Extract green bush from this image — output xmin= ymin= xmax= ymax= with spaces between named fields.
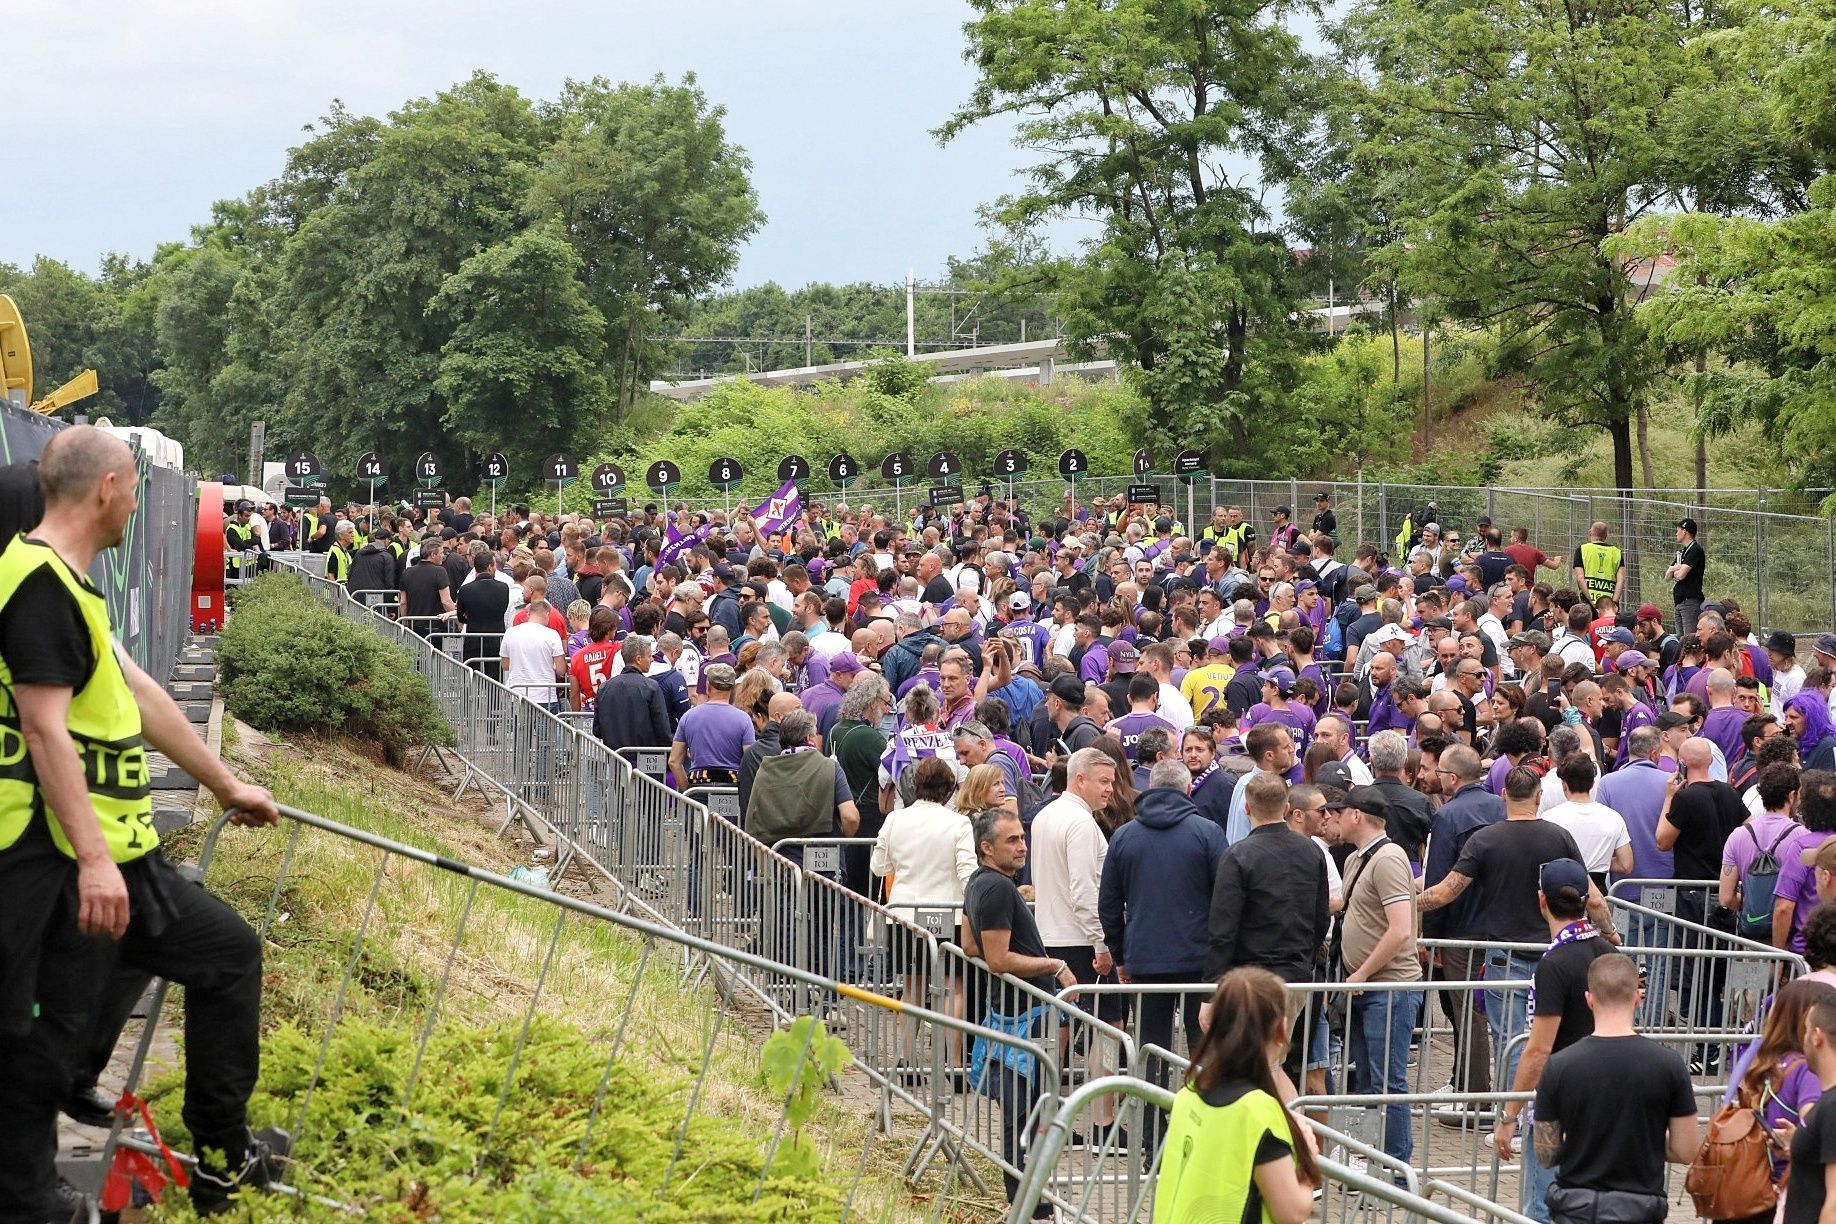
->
xmin=219 ymin=574 xmax=453 ymax=765
xmin=146 ymin=1017 xmax=854 ymax=1221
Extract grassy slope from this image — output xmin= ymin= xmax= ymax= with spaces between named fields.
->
xmin=145 ymin=731 xmax=969 ymax=1222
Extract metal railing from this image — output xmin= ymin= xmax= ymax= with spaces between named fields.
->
xmin=102 ymin=802 xmax=1031 ymax=1219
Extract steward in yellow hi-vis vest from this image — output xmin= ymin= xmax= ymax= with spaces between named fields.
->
xmin=0 ymin=425 xmax=286 ymax=1215
xmin=0 ymin=537 xmax=152 ymax=861
xmin=1572 ymin=523 xmax=1624 ymax=604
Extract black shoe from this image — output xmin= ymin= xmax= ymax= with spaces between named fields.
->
xmin=191 ymin=1126 xmax=292 ymax=1215
xmin=62 ymin=1085 xmax=116 ymax=1129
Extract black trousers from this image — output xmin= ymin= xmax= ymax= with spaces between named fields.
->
xmin=0 ymin=844 xmax=262 ymax=1222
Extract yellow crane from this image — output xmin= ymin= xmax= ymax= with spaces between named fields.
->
xmin=0 ymin=293 xmax=100 ymax=415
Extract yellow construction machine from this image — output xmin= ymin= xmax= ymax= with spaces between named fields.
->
xmin=0 ymin=293 xmax=100 ymax=415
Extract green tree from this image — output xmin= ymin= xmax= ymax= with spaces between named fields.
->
xmin=429 ymin=227 xmax=609 ymax=481
xmin=941 ymin=0 xmax=1322 ymax=467
xmin=529 ymin=75 xmax=762 ymax=421
xmin=1344 ymin=0 xmax=1729 ymax=491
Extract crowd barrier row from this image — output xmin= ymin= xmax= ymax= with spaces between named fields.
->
xmin=229 ymin=561 xmax=1802 ymax=1221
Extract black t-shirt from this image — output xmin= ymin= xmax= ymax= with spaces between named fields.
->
xmin=1787 ymin=1086 xmax=1836 ymax=1224
xmin=0 ymin=558 xmax=94 ymax=689
xmin=1537 ymin=1034 xmax=1694 ymax=1196
xmin=450 ymin=512 xmax=475 ymax=535
xmin=963 ymin=865 xmax=1055 ymax=993
xmin=453 ymin=576 xmax=509 ymax=660
xmin=400 ymin=560 xmax=451 ymax=619
xmin=1313 ymin=509 xmax=1337 ymax=537
xmin=922 ymin=575 xmax=955 ymax=605
xmin=1668 ymin=780 xmax=1747 ymax=881
xmin=1451 ymin=818 xmax=1584 ymax=943
xmin=1474 ymin=550 xmax=1513 ymax=588
xmin=1674 ymin=541 xmax=1707 ymax=602
xmin=1531 ymin=936 xmax=1612 ymax=1053
xmin=442 ymin=550 xmax=470 ymax=593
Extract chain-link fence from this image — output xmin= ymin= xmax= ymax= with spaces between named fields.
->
xmin=775 ymin=471 xmax=1833 ymax=639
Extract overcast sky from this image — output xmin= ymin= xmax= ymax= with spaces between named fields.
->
xmin=7 ymin=0 xmax=1090 ymax=290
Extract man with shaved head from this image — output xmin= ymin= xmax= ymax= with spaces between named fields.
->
xmin=0 ymin=426 xmax=286 ymax=1216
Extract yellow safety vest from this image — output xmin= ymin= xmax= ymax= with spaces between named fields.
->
xmin=224 ymin=521 xmax=252 ymax=573
xmin=1153 ymin=1083 xmax=1294 ymax=1224
xmin=1577 ymin=542 xmax=1623 ymax=602
xmin=327 ymin=543 xmax=352 ymax=583
xmin=301 ymin=511 xmax=320 ymax=549
xmin=0 ymin=538 xmax=153 ymax=863
xmin=1203 ymin=523 xmax=1250 ymax=562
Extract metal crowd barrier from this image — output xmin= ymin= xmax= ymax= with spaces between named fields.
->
xmin=100 ymin=802 xmax=1039 ymax=1218
xmin=1007 ymin=1075 xmax=1539 ymax=1224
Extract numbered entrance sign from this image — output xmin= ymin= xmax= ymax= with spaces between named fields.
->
xmin=590 ymin=462 xmax=626 ymax=493
xmin=708 ymin=456 xmax=744 ymax=491
xmin=481 ymin=452 xmax=510 ymax=485
xmin=778 ymin=454 xmax=811 ymax=484
xmin=646 ymin=460 xmax=682 ymax=493
xmin=828 ymin=453 xmax=859 ymax=488
xmin=414 ymin=451 xmax=443 ymax=487
xmin=1058 ymin=448 xmax=1088 ymax=482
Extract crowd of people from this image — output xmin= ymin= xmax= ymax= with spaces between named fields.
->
xmin=282 ymin=479 xmax=1836 ymax=1224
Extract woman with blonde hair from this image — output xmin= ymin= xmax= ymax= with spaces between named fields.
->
xmin=953 ymin=762 xmax=1014 ymax=816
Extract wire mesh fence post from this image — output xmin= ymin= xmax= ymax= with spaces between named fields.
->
xmin=1828 ymin=514 xmax=1835 ymax=630
xmin=1377 ymin=480 xmax=1388 ymax=550
xmin=1757 ymin=490 xmax=1768 ymax=633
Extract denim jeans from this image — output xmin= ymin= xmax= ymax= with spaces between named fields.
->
xmin=1351 ymin=988 xmax=1424 ymax=1166
xmin=1623 ymin=909 xmax=1672 ymax=1030
xmin=1520 ymin=1097 xmax=1559 ymax=1224
xmin=1483 ymin=949 xmax=1539 ymax=1094
xmin=1484 ymin=949 xmax=1545 ymax=1219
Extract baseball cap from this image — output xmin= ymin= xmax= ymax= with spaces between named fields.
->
xmin=1655 ymin=710 xmax=1693 ymax=731
xmin=1270 ymin=505 xmax=1291 ymax=518
xmin=1538 ymin=857 xmax=1589 ymax=898
xmin=1815 ymin=633 xmax=1836 ymax=661
xmin=1314 ymin=761 xmax=1355 ymax=795
xmin=1008 ymin=591 xmax=1032 ymax=612
xmin=1294 ymin=579 xmax=1316 ymax=595
xmin=1262 ymin=666 xmax=1297 ymax=694
xmin=1207 ymin=635 xmax=1233 ymax=654
xmin=704 ymin=663 xmax=737 ymax=690
xmin=1345 ymin=785 xmax=1390 ymax=820
xmin=1048 ymin=674 xmax=1086 ymax=705
xmin=1445 ymin=576 xmax=1470 ymax=596
xmin=1423 ymin=616 xmax=1454 ymax=631
xmin=1354 ymin=583 xmax=1379 ymax=603
xmin=1613 ymin=649 xmax=1650 ymax=672
xmin=1636 ymin=603 xmax=1663 ymax=622
xmin=1154 ymin=516 xmax=1173 ymax=532
xmin=1314 ymin=491 xmax=1330 ymax=502
xmin=1111 ymin=642 xmax=1140 ymax=672
xmin=1603 ymin=626 xmax=1636 ymax=646
xmin=711 ymin=563 xmax=738 ymax=583
xmin=1476 ymin=515 xmax=1492 ymax=527
xmin=1676 ymin=517 xmax=1700 ymax=534
xmin=829 ymin=652 xmax=863 ymax=675
xmin=1507 ymin=630 xmax=1550 ymax=650
xmin=1368 ymin=624 xmax=1409 ymax=649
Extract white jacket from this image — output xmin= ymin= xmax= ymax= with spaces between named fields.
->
xmin=872 ymin=800 xmax=977 ymax=908
xmin=1030 ymin=792 xmax=1109 ymax=952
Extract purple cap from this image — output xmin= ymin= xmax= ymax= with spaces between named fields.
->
xmin=1262 ymin=666 xmax=1297 ymax=694
xmin=1207 ymin=635 xmax=1233 ymax=654
xmin=1445 ymin=576 xmax=1469 ymax=596
xmin=1294 ymin=579 xmax=1316 ymax=594
xmin=1614 ymin=650 xmax=1650 ymax=672
xmin=829 ymin=652 xmax=863 ymax=675
xmin=1111 ymin=642 xmax=1140 ymax=671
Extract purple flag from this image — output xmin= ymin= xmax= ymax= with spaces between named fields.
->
xmin=750 ymin=478 xmax=802 ymax=536
xmin=658 ymin=517 xmax=710 ymax=568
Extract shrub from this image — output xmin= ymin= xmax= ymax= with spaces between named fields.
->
xmin=219 ymin=574 xmax=453 ymax=764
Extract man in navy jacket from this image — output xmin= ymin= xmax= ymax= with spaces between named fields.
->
xmin=1098 ymin=758 xmax=1227 ymax=1110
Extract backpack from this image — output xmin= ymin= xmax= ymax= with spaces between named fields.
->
xmin=1684 ymin=1099 xmax=1777 ymax=1220
xmin=1739 ymin=825 xmax=1796 ymax=941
